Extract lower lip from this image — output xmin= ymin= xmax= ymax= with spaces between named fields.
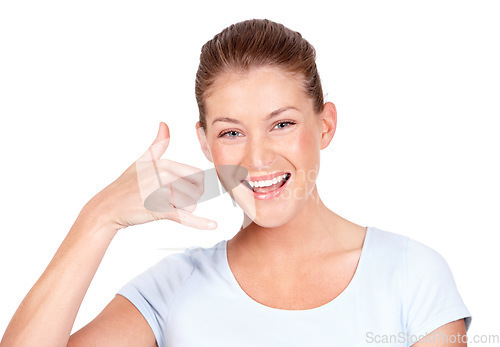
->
xmin=241 ymin=175 xmax=291 ymax=200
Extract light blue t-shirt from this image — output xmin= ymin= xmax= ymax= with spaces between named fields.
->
xmin=117 ymin=226 xmax=472 ymax=346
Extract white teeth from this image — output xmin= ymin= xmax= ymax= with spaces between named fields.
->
xmin=246 ymin=173 xmax=289 ymax=188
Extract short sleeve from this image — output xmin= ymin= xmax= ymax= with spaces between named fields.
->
xmin=116 ymin=251 xmax=195 ymax=347
xmin=405 ymin=238 xmax=472 ymax=340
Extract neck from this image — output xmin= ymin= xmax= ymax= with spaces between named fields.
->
xmin=232 ymin=185 xmax=361 ymax=264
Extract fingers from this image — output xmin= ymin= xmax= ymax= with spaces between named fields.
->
xmin=175 ymin=209 xmax=218 ymax=230
xmin=143 ymin=183 xmax=199 ymax=212
xmin=139 ymin=169 xmax=203 ymax=209
xmin=167 ymin=187 xmax=198 ymax=213
xmin=132 ymin=123 xmax=216 ymax=230
xmin=136 ymin=158 xmax=204 ymax=197
xmin=157 ymin=159 xmax=204 ymax=186
xmin=143 ymin=186 xmax=176 ymax=214
xmin=144 ymin=185 xmax=218 ymax=229
xmin=162 ymin=172 xmax=202 ymax=198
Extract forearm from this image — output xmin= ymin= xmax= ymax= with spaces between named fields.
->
xmin=1 ymin=203 xmax=118 ymax=347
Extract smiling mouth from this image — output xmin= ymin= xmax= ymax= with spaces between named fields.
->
xmin=241 ymin=173 xmax=291 ymax=193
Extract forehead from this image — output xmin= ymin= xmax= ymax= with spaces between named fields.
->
xmin=204 ymin=66 xmax=310 ymax=119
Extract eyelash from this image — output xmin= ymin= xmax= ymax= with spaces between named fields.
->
xmin=218 ymin=121 xmax=296 ymax=139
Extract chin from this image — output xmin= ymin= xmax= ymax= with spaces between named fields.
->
xmin=242 ymin=202 xmax=301 ymax=229
xmin=250 ymin=216 xmax=290 ymax=229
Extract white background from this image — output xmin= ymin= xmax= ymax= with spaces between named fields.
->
xmin=1 ymin=0 xmax=499 ymax=344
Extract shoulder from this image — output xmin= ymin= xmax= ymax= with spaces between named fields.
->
xmin=117 ymin=250 xmax=195 ymax=312
xmin=117 ymin=240 xmax=225 ymax=309
xmin=138 ymin=249 xmax=196 ymax=287
xmin=402 ymin=233 xmax=460 ymax=297
xmin=139 ymin=239 xmax=225 ymax=289
xmin=115 ymin=240 xmax=226 ymax=346
xmin=367 ymin=226 xmax=449 ymax=270
xmin=405 ymin=236 xmax=452 ymax=280
xmin=384 ymin=230 xmax=473 ymax=336
xmin=367 ymin=226 xmax=409 ymax=249
xmin=367 ymin=227 xmax=471 ymax=335
xmin=365 ymin=226 xmax=409 ymax=264
xmin=367 ymin=226 xmax=458 ymax=290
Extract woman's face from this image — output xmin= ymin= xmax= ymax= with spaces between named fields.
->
xmin=196 ymin=66 xmax=336 ymax=228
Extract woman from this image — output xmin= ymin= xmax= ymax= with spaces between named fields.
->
xmin=1 ymin=19 xmax=471 ymax=346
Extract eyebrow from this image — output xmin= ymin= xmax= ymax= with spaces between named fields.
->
xmin=211 ymin=106 xmax=298 ymax=125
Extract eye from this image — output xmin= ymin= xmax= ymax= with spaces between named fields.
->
xmin=218 ymin=129 xmax=242 ymax=139
xmin=218 ymin=121 xmax=296 ymax=139
xmin=273 ymin=121 xmax=296 ymax=130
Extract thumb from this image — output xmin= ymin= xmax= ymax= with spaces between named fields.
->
xmin=140 ymin=122 xmax=170 ymax=162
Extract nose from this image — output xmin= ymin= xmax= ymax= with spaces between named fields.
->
xmin=244 ymin=135 xmax=276 ymax=171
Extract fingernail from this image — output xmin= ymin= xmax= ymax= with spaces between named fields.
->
xmin=207 ymin=221 xmax=217 ymax=229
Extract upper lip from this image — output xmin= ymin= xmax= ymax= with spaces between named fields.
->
xmin=242 ymin=171 xmax=290 ymax=182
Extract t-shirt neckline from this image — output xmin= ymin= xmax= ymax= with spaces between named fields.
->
xmin=221 ymin=225 xmax=372 ymax=314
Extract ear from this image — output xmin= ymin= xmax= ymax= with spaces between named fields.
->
xmin=319 ymin=102 xmax=337 ymax=150
xmin=196 ymin=121 xmax=214 ymax=163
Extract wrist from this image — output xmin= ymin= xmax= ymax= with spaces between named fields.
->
xmin=77 ymin=198 xmax=120 ymax=239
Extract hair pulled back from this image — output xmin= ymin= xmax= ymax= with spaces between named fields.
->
xmin=195 ymin=18 xmax=324 ymax=131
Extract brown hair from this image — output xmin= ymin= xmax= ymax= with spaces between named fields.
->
xmin=195 ymin=18 xmax=324 ymax=131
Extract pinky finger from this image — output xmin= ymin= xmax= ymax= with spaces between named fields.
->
xmin=175 ymin=209 xmax=218 ymax=230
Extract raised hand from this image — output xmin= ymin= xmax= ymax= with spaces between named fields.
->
xmin=87 ymin=122 xmax=217 ymax=231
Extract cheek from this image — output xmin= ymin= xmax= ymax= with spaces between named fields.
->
xmin=209 ymin=142 xmax=243 ymax=164
xmin=288 ymin=128 xmax=321 ymax=184
xmin=289 ymin=128 xmax=319 ymax=164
